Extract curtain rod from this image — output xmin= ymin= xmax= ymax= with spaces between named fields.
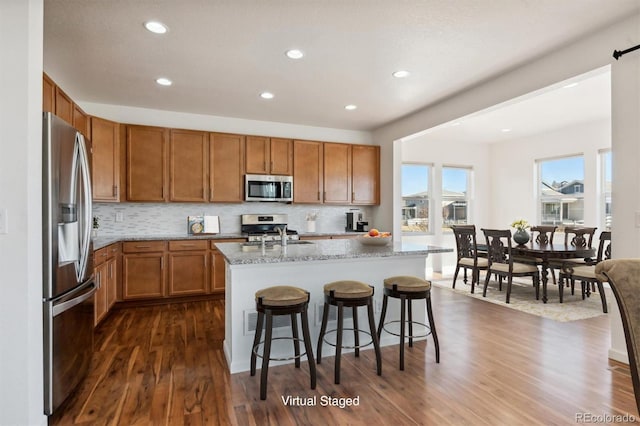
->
xmin=613 ymin=43 xmax=640 ymax=60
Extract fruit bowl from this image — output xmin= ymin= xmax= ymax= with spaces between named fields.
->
xmin=357 ymin=233 xmax=392 ymax=246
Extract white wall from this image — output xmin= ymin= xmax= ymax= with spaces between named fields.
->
xmin=79 ymin=102 xmax=373 ymax=145
xmin=0 ymin=1 xmax=47 ymax=425
xmin=489 ymin=118 xmax=611 ymax=230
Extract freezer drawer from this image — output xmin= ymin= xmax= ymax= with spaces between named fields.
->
xmin=43 ymin=279 xmax=95 ymax=415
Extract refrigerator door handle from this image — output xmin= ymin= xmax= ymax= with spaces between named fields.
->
xmin=76 ymin=133 xmax=93 ymax=283
xmin=52 ymin=283 xmax=96 ymax=317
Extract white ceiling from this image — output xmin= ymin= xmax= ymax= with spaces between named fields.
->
xmin=43 ymin=0 xmax=639 ymax=132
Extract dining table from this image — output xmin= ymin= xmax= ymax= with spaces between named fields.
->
xmin=511 ymin=242 xmax=595 ymax=303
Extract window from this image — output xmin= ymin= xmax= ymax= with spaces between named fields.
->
xmin=537 ymin=155 xmax=585 ymax=228
xmin=601 ymin=150 xmax=612 ymax=230
xmin=401 ymin=163 xmax=430 ymax=233
xmin=442 ymin=166 xmax=470 ymax=229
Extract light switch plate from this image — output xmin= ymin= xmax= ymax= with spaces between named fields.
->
xmin=0 ymin=208 xmax=7 ymax=234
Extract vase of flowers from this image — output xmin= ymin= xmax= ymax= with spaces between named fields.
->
xmin=511 ymin=219 xmax=530 ymax=245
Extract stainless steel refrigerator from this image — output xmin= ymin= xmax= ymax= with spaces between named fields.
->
xmin=42 ymin=112 xmax=95 ymax=415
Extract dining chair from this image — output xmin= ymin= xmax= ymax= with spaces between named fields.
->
xmin=481 ymin=229 xmax=540 ymax=304
xmin=595 ymin=259 xmax=640 ymax=415
xmin=552 ymin=226 xmax=597 ymax=287
xmin=561 ymin=231 xmax=611 ymax=313
xmin=451 ymin=225 xmax=488 ymax=293
xmin=513 ymin=225 xmax=559 ymax=282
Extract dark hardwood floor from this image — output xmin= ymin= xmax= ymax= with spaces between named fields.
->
xmin=50 ymin=286 xmax=638 ymax=425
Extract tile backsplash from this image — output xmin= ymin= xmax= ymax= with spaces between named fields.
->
xmin=93 ymin=203 xmax=374 ymax=236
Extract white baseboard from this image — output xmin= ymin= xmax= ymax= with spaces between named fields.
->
xmin=609 ymin=347 xmax=629 ymax=364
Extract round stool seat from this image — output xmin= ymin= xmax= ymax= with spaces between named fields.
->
xmin=324 ymin=280 xmax=373 ymax=299
xmin=383 ymin=276 xmax=431 ymax=292
xmin=255 ymin=286 xmax=308 ymax=307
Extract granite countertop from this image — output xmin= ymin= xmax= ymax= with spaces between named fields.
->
xmin=91 ymin=232 xmax=366 ymax=250
xmin=92 ymin=233 xmax=246 ymax=250
xmin=214 ymin=238 xmax=452 ymax=265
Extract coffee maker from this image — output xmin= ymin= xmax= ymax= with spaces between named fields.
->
xmin=346 ymin=210 xmax=369 ymax=232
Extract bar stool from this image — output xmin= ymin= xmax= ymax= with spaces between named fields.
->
xmin=250 ymin=285 xmax=316 ymax=400
xmin=377 ymin=276 xmax=440 ymax=370
xmin=317 ymin=280 xmax=382 ymax=384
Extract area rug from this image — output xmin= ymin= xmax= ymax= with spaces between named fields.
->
xmin=432 ymin=276 xmax=607 ymax=322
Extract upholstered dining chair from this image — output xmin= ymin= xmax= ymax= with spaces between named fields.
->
xmin=481 ymin=229 xmax=540 ymax=304
xmin=514 ymin=225 xmax=559 ymax=282
xmin=552 ymin=226 xmax=598 ymax=287
xmin=451 ymin=225 xmax=488 ymax=293
xmin=561 ymin=231 xmax=611 ymax=313
xmin=595 ymin=259 xmax=640 ymax=414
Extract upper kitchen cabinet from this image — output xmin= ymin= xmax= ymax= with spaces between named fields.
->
xmin=73 ymin=105 xmax=90 ymax=139
xmin=42 ymin=73 xmax=56 ymax=113
xmin=54 ymin=86 xmax=74 ymax=125
xmin=351 ymin=145 xmax=380 ymax=205
xmin=210 ymin=132 xmax=245 ymax=202
xmin=169 ymin=129 xmax=209 ymax=202
xmin=323 ymin=142 xmax=352 ymax=204
xmin=293 ymin=140 xmax=323 ymax=203
xmin=91 ymin=117 xmax=121 ymax=202
xmin=245 ymin=136 xmax=293 ymax=175
xmin=126 ymin=125 xmax=169 ymax=202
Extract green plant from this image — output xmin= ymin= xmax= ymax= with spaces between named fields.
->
xmin=510 ymin=219 xmax=529 ymax=230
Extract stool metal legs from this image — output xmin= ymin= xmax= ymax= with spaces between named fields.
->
xmin=251 ymin=302 xmax=316 ymax=400
xmin=377 ymin=289 xmax=440 ymax=370
xmin=317 ymin=294 xmax=382 ymax=384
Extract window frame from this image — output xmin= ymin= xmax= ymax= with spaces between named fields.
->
xmin=441 ymin=165 xmax=473 ymax=231
xmin=400 ymin=162 xmax=433 ymax=235
xmin=536 ymin=154 xmax=585 ymax=229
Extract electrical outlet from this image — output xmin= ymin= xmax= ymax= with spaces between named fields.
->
xmin=115 ymin=212 xmax=124 ymax=222
xmin=374 ymin=299 xmax=382 ymax=314
xmin=0 ymin=208 xmax=7 ymax=234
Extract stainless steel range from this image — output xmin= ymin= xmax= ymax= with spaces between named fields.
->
xmin=241 ymin=214 xmax=300 ymax=242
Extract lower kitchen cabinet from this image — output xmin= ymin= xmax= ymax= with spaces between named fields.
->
xmin=211 ymin=239 xmax=245 ymax=294
xmin=168 ymin=240 xmax=209 ymax=296
xmin=122 ymin=241 xmax=166 ymax=300
xmin=93 ymin=243 xmax=120 ymax=326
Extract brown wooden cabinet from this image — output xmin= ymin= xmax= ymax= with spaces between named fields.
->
xmin=210 ymin=239 xmax=245 ymax=294
xmin=126 ymin=125 xmax=169 ymax=202
xmin=210 ymin=133 xmax=244 ymax=202
xmin=122 ymin=241 xmax=166 ymax=300
xmin=245 ymin=136 xmax=293 ymax=175
xmin=293 ymin=140 xmax=323 ymax=203
xmin=351 ymin=145 xmax=380 ymax=205
xmin=54 ymin=86 xmax=74 ymax=125
xmin=167 ymin=240 xmax=209 ymax=296
xmin=169 ymin=129 xmax=209 ymax=202
xmin=73 ymin=105 xmax=90 ymax=139
xmin=323 ymin=142 xmax=352 ymax=204
xmin=43 ymin=73 xmax=56 ymax=113
xmin=92 ymin=117 xmax=121 ymax=202
xmin=93 ymin=243 xmax=120 ymax=326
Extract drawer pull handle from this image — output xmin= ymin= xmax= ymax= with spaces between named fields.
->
xmin=135 ymin=245 xmax=151 ymax=248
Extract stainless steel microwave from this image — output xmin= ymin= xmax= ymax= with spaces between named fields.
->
xmin=245 ymin=174 xmax=293 ymax=202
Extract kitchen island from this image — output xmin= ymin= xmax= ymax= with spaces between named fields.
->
xmin=215 ymin=238 xmax=451 ymax=373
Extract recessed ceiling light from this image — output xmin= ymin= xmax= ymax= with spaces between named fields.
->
xmin=501 ymin=128 xmax=512 ymax=133
xmin=451 ymin=121 xmax=461 ymax=126
xmin=392 ymin=70 xmax=410 ymax=78
xmin=285 ymin=49 xmax=304 ymax=59
xmin=144 ymin=21 xmax=168 ymax=34
xmin=345 ymin=104 xmax=357 ymax=111
xmin=260 ymin=92 xmax=274 ymax=99
xmin=156 ymin=77 xmax=172 ymax=86
xmin=563 ymin=82 xmax=579 ymax=89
